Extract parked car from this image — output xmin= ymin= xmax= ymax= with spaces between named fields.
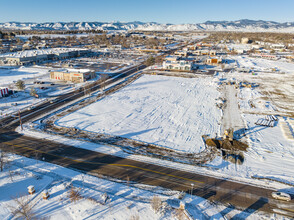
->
xmin=27 ymin=106 xmax=36 ymax=110
xmin=271 ymin=192 xmax=291 ymax=201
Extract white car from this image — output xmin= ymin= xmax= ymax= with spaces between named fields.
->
xmin=271 ymin=192 xmax=291 ymax=202
xmin=27 ymin=106 xmax=35 ymax=110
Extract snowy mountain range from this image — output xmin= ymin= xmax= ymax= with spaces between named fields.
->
xmin=1 ymin=20 xmax=294 ymax=32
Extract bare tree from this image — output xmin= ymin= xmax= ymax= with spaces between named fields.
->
xmin=34 ymin=151 xmax=40 ymax=163
xmin=8 ymin=166 xmax=15 ymax=182
xmin=67 ymin=185 xmax=82 ymax=203
xmin=221 ymin=64 xmax=225 ymax=71
xmin=0 ymin=149 xmax=7 ymax=172
xmin=8 ymin=195 xmax=35 ymax=220
xmin=174 ymin=208 xmax=186 ymax=220
xmin=150 ymin=195 xmax=162 ymax=213
xmin=30 ymin=87 xmax=37 ymax=97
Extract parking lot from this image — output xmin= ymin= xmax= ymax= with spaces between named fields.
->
xmin=44 ymin=51 xmax=145 ymax=73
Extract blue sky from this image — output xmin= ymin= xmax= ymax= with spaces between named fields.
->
xmin=0 ymin=0 xmax=293 ymax=24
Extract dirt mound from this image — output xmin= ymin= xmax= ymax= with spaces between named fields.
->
xmin=205 ymin=138 xmax=221 ymax=148
xmin=204 ymin=136 xmax=248 ymax=152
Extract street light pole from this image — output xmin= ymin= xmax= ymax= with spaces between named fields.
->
xmin=191 ymin=183 xmax=194 ymax=198
xmin=18 ymin=110 xmax=23 ymax=130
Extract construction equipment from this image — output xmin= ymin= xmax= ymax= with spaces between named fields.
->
xmin=223 ymin=128 xmax=234 ymax=141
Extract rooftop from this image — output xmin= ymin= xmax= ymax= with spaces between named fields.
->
xmin=55 ymin=68 xmax=92 ymax=73
xmin=0 ymin=48 xmax=88 ymax=58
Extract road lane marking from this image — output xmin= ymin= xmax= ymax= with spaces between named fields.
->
xmin=281 ymin=207 xmax=294 ymax=213
xmin=3 ymin=141 xmax=203 ymax=184
xmin=112 ymin=163 xmax=203 ymax=184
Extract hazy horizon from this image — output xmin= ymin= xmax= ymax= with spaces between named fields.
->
xmin=1 ymin=19 xmax=294 ymax=25
xmin=1 ymin=0 xmax=294 ymax=24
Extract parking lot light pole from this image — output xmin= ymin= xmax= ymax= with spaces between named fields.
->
xmin=191 ymin=183 xmax=194 ymax=198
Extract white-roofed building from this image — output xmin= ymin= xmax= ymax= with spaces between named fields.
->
xmin=162 ymin=56 xmax=193 ymax=71
xmin=0 ymin=48 xmax=90 ymax=66
xmin=50 ymin=68 xmax=96 ymax=83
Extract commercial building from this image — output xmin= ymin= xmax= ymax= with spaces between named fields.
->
xmin=0 ymin=88 xmax=9 ymax=97
xmin=206 ymin=56 xmax=223 ymax=65
xmin=162 ymin=56 xmax=193 ymax=71
xmin=0 ymin=48 xmax=90 ymax=66
xmin=50 ymin=68 xmax=96 ymax=83
xmin=193 ymin=50 xmax=216 ymax=56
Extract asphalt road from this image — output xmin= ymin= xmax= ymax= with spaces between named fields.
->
xmin=0 ymin=51 xmax=294 ymax=218
xmin=1 ymin=130 xmax=293 ymax=218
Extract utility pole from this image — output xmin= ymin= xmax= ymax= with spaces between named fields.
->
xmin=18 ymin=110 xmax=23 ymax=130
xmin=191 ymin=183 xmax=194 ymax=198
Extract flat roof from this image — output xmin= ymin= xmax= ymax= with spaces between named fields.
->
xmin=54 ymin=68 xmax=92 ymax=73
xmin=0 ymin=48 xmax=88 ymax=58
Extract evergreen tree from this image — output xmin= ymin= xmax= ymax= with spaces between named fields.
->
xmin=15 ymin=80 xmax=25 ymax=90
xmin=145 ymin=56 xmax=155 ymax=66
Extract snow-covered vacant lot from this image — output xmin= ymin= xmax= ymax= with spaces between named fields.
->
xmin=232 ymin=55 xmax=294 ymax=117
xmin=0 ymin=66 xmax=50 ymax=87
xmin=206 ymin=55 xmax=294 ymax=187
xmin=56 ymin=75 xmax=222 ymax=153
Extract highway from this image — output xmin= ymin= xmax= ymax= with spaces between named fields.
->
xmin=0 ymin=54 xmax=293 ymax=218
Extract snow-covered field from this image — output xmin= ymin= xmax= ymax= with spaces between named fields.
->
xmin=228 ymin=55 xmax=294 ymax=116
xmin=0 ymin=66 xmax=50 ymax=87
xmin=234 ymin=55 xmax=294 ymax=74
xmin=56 ymin=75 xmax=222 ymax=153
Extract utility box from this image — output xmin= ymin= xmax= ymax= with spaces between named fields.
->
xmin=42 ymin=190 xmax=50 ymax=200
xmin=28 ymin=185 xmax=35 ymax=195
